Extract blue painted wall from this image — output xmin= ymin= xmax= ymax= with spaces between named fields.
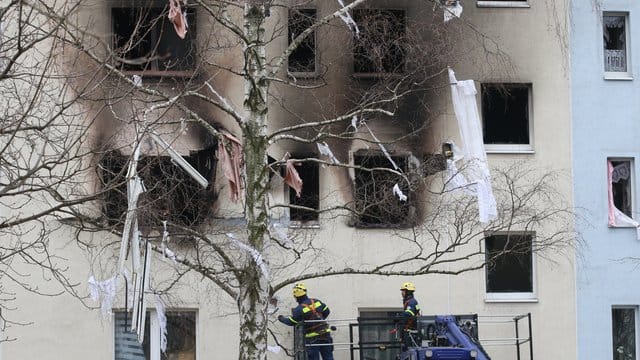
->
xmin=572 ymin=1 xmax=640 ymax=359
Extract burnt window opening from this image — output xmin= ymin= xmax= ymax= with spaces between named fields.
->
xmin=485 ymin=233 xmax=534 ymax=294
xmin=112 ymin=6 xmax=197 ymax=74
xmin=353 ymin=9 xmax=406 ymax=74
xmin=610 ymin=159 xmax=633 ymax=218
xmin=288 ymin=9 xmax=316 ymax=73
xmin=98 ymin=148 xmax=216 ymax=229
xmin=353 ymin=152 xmax=412 ymax=228
xmin=481 ymin=83 xmax=530 ymax=146
xmin=288 ymin=156 xmax=320 ymax=222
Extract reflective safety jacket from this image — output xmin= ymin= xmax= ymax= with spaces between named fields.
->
xmin=278 ymin=295 xmax=331 ymax=339
xmin=402 ymin=294 xmax=420 ymax=330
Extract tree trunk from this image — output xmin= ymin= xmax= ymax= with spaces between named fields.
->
xmin=238 ymin=3 xmax=271 ymax=360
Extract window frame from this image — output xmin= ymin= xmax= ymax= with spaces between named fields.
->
xmin=476 ymin=0 xmax=530 ymax=8
xmin=352 ymin=8 xmax=407 ymax=78
xmin=484 ymin=232 xmax=537 ymax=302
xmin=287 ymin=8 xmax=318 ymax=77
xmin=113 ymin=309 xmax=197 ymax=360
xmin=603 ymin=12 xmax=632 ymax=80
xmin=480 ymin=82 xmax=534 ymax=154
xmin=111 ymin=4 xmax=198 ymax=77
xmin=612 ymin=306 xmax=639 ymax=360
xmin=608 ymin=157 xmax=635 ymax=223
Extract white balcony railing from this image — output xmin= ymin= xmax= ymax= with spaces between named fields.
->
xmin=605 ymin=49 xmax=627 ymax=72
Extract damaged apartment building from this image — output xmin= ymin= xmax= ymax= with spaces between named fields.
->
xmin=2 ymin=1 xmax=577 ymax=360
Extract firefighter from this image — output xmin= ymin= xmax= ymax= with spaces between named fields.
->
xmin=278 ymin=283 xmax=334 ymax=360
xmin=400 ymin=282 xmax=421 ymax=349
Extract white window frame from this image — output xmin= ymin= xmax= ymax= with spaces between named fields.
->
xmin=480 ymin=82 xmax=534 ymax=154
xmin=608 ymin=157 xmax=635 ymax=224
xmin=483 ymin=232 xmax=537 ymax=303
xmin=612 ymin=306 xmax=639 ymax=360
xmin=477 ymin=1 xmax=530 ymax=8
xmin=604 ymin=12 xmax=632 ymax=80
xmin=112 ymin=309 xmax=198 ymax=360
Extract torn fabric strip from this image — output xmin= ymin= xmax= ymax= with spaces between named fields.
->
xmin=317 ymin=142 xmax=341 ymax=164
xmin=168 ymin=0 xmax=188 ymax=39
xmin=88 ymin=275 xmax=119 ymax=318
xmin=155 ymin=295 xmax=168 ymax=353
xmin=337 ymin=0 xmax=359 ymax=36
xmin=218 ymin=132 xmax=244 ymax=202
xmin=448 ymin=69 xmax=497 ymax=223
xmin=607 ymin=161 xmax=640 ymax=239
xmin=118 ymin=140 xmax=145 ymax=273
xmin=392 ymin=183 xmax=408 ymax=202
xmin=284 ymin=160 xmax=303 ymax=197
xmin=227 ymin=233 xmax=269 ymax=280
xmin=444 ymin=0 xmax=463 ymax=22
xmin=134 ymin=241 xmax=151 ymax=343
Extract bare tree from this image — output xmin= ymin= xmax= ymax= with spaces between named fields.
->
xmin=0 ymin=0 xmax=575 ymax=358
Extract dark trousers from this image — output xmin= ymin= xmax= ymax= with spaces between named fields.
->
xmin=306 ymin=336 xmax=334 ymax=360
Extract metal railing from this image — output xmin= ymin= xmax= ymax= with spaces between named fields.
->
xmin=292 ymin=313 xmax=534 ymax=360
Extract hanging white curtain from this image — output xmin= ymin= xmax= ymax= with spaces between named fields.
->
xmin=448 ymin=68 xmax=497 ymax=223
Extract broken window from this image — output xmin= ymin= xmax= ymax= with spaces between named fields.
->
xmin=98 ymin=148 xmax=216 ymax=229
xmin=288 ymin=9 xmax=316 ymax=73
xmin=353 ymin=152 xmax=412 ymax=228
xmin=612 ymin=307 xmax=637 ymax=360
xmin=603 ymin=13 xmax=629 ymax=75
xmin=610 ymin=159 xmax=633 ymax=218
xmin=353 ymin=9 xmax=406 ymax=74
xmin=288 ymin=156 xmax=320 ymax=223
xmin=114 ymin=310 xmax=196 ymax=360
xmin=112 ymin=5 xmax=197 ymax=74
xmin=481 ymin=83 xmax=532 ymax=151
xmin=485 ymin=233 xmax=534 ymax=300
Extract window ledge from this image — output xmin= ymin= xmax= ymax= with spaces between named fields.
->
xmin=484 ymin=297 xmax=538 ymax=303
xmin=289 ymin=221 xmax=320 ymax=229
xmin=352 ymin=72 xmax=404 ymax=80
xmin=122 ymin=70 xmax=197 ymax=78
xmin=477 ymin=1 xmax=530 ymax=8
xmin=604 ymin=74 xmax=633 ymax=81
xmin=288 ymin=71 xmax=320 ymax=79
xmin=608 ymin=224 xmax=637 ymax=229
xmin=485 ymin=146 xmax=534 ymax=154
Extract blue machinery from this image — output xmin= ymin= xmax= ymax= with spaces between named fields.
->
xmin=350 ymin=314 xmax=533 ymax=360
xmin=295 ymin=313 xmax=533 ymax=360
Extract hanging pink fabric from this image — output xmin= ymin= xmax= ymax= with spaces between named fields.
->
xmin=607 ymin=160 xmax=640 ymax=239
xmin=284 ymin=160 xmax=303 ymax=197
xmin=168 ymin=0 xmax=187 ymax=39
xmin=218 ymin=132 xmax=243 ymax=202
